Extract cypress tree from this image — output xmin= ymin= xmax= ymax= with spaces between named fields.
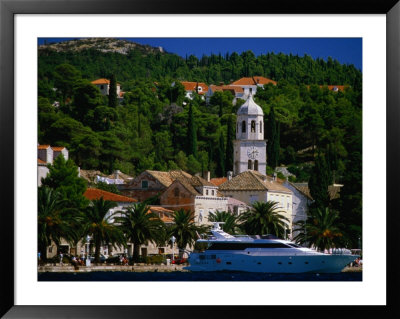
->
xmin=266 ymin=107 xmax=280 ymax=169
xmin=216 ymin=130 xmax=225 ymax=177
xmin=187 ymin=103 xmax=198 ymax=158
xmin=108 ymin=74 xmax=118 ymax=108
xmin=137 ymin=97 xmax=141 ymax=138
xmin=225 ymin=115 xmax=234 ymax=172
xmin=273 ymin=121 xmax=280 ymax=168
xmin=309 ymin=152 xmax=332 ymax=211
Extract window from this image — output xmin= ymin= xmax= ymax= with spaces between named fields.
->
xmin=100 ymin=85 xmax=104 ymax=90
xmin=208 ymin=242 xmax=290 ymax=250
xmin=251 ymin=121 xmax=256 ymax=132
xmin=254 ymin=160 xmax=258 ymax=171
xmin=212 ymin=190 xmax=215 ymax=196
xmin=260 ymin=121 xmax=262 ymax=133
xmin=248 ymin=160 xmax=252 ymax=169
xmin=141 ymin=180 xmax=148 ymax=189
xmin=206 ymin=189 xmax=209 ymax=196
xmin=242 ymin=121 xmax=246 ymax=133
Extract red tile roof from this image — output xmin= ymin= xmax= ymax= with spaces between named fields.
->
xmin=84 ymin=188 xmax=137 ymax=203
xmin=306 ymin=85 xmax=349 ymax=92
xmin=324 ymin=85 xmax=347 ymax=92
xmin=91 ymin=78 xmax=121 ymax=86
xmin=231 ymin=76 xmax=277 ymax=86
xmin=210 ymin=177 xmax=228 ymax=186
xmin=38 ymin=158 xmax=47 ymax=164
xmin=51 ymin=146 xmax=66 ymax=151
xmin=38 ymin=145 xmax=50 ymax=150
xmin=148 ymin=206 xmax=174 ymax=223
xmin=181 ymin=81 xmax=208 ymax=95
xmin=209 ymin=85 xmax=244 ymax=94
xmin=91 ymin=78 xmax=110 ymax=85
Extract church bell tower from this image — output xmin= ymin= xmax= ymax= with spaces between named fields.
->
xmin=233 ymin=92 xmax=267 ymax=175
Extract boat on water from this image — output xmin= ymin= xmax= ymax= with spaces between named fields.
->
xmin=184 ymin=222 xmax=359 ymax=273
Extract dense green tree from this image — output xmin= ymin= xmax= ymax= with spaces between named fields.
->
xmin=308 ymin=153 xmax=332 ymax=211
xmin=53 ymin=63 xmax=81 ymax=106
xmin=168 ymin=209 xmax=208 ymax=257
xmin=153 ymin=131 xmax=174 ymax=165
xmin=41 ymin=155 xmax=88 ymax=209
xmin=225 ymin=114 xmax=235 ymax=172
xmin=82 ymin=198 xmax=125 ymax=263
xmin=215 ymin=130 xmax=225 ymax=177
xmin=38 ymin=186 xmax=81 ymax=259
xmin=71 ymin=79 xmax=102 ymax=122
xmin=116 ymin=202 xmax=165 ymax=262
xmin=209 ymin=91 xmax=234 ymax=116
xmin=208 ymin=211 xmax=240 ymax=234
xmin=239 ymin=201 xmax=289 ymax=238
xmin=69 ymin=130 xmax=101 ymax=168
xmin=108 ymin=74 xmax=118 ymax=108
xmin=266 ymin=107 xmax=280 ymax=169
xmin=97 ymin=131 xmax=125 ymax=173
xmin=187 ymin=103 xmax=198 ymax=158
xmin=186 ymin=155 xmax=201 ymax=175
xmin=293 ymin=207 xmax=344 ymax=251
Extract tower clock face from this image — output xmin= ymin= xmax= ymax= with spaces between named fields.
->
xmin=247 ymin=146 xmax=259 ymax=159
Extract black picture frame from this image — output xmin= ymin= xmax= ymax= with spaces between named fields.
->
xmin=1 ymin=0 xmax=399 ymax=318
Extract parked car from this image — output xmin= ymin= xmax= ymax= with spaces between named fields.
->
xmin=171 ymin=257 xmax=187 ymax=265
xmin=90 ymin=254 xmax=107 ymax=263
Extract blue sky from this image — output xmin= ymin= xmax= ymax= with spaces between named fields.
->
xmin=38 ymin=37 xmax=362 ymax=71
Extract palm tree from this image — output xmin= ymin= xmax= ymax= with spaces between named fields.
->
xmin=293 ymin=207 xmax=344 ymax=251
xmin=169 ymin=209 xmax=208 ymax=257
xmin=38 ymin=186 xmax=80 ymax=259
xmin=208 ymin=210 xmax=240 ymax=234
xmin=115 ymin=202 xmax=165 ymax=262
xmin=82 ymin=197 xmax=125 ymax=263
xmin=239 ymin=201 xmax=289 ymax=238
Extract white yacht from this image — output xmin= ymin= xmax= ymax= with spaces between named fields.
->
xmin=184 ymin=223 xmax=359 ymax=273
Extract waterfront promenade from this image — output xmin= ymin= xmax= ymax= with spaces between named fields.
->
xmin=38 ymin=264 xmax=189 ymax=273
xmin=37 ymin=264 xmax=361 ymax=273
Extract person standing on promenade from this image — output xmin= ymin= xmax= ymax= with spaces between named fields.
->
xmin=59 ymin=252 xmax=63 ymax=266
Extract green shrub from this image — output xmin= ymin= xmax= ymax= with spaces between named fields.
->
xmin=145 ymin=255 xmax=164 ymax=264
xmin=277 ymin=172 xmax=285 ymax=180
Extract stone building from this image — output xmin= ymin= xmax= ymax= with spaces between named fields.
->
xmin=160 ymin=174 xmax=228 ymax=225
xmin=119 ymin=170 xmax=193 ymax=202
xmin=229 ymin=76 xmax=277 ymax=98
xmin=219 ymin=170 xmax=293 ymax=237
xmin=91 ymin=78 xmax=121 ymax=97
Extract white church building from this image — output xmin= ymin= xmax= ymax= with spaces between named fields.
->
xmin=233 ymin=91 xmax=267 ymax=176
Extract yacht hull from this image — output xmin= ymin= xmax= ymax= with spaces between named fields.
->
xmin=184 ymin=253 xmax=358 ymax=273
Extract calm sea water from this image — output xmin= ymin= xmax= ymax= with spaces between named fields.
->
xmin=38 ymin=271 xmax=362 ymax=281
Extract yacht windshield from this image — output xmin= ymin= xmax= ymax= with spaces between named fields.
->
xmin=208 ymin=242 xmax=291 ymax=250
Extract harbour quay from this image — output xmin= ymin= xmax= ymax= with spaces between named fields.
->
xmin=37 ymin=264 xmax=188 ymax=273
